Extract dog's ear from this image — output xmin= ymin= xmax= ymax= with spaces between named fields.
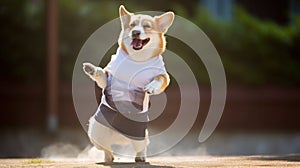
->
xmin=119 ymin=5 xmax=132 ymax=28
xmin=154 ymin=12 xmax=174 ymax=33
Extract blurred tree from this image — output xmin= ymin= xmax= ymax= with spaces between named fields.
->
xmin=0 ymin=0 xmax=45 ymax=82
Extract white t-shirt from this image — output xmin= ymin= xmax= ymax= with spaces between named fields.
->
xmin=101 ymin=47 xmax=167 ymax=113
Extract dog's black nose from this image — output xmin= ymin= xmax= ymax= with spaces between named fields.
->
xmin=132 ymin=30 xmax=141 ymax=38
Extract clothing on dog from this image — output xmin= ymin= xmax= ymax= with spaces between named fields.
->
xmin=94 ymin=47 xmax=167 ymax=140
xmin=95 ymin=104 xmax=148 ymax=140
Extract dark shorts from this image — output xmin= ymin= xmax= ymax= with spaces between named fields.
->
xmin=94 ymin=104 xmax=149 ymax=140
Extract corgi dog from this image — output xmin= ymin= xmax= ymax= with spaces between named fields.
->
xmin=82 ymin=5 xmax=174 ymax=162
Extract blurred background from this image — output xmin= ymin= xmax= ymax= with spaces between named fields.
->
xmin=0 ymin=0 xmax=300 ymax=158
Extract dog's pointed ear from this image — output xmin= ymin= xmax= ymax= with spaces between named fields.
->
xmin=155 ymin=12 xmax=174 ymax=33
xmin=119 ymin=5 xmax=132 ymax=28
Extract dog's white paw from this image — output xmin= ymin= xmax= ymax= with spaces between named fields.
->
xmin=83 ymin=62 xmax=96 ymax=76
xmin=144 ymin=80 xmax=162 ymax=95
xmin=83 ymin=62 xmax=107 ymax=88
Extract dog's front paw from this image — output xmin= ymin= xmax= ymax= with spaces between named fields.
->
xmin=144 ymin=80 xmax=162 ymax=95
xmin=83 ymin=62 xmax=96 ymax=76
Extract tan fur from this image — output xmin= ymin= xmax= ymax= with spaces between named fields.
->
xmin=151 ymin=32 xmax=165 ymax=57
xmin=118 ymin=5 xmax=174 ymax=61
xmin=154 ymin=74 xmax=170 ymax=92
xmin=120 ymin=42 xmax=129 ymax=55
xmin=119 ymin=5 xmax=132 ymax=29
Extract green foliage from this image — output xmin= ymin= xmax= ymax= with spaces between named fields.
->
xmin=1 ymin=1 xmax=300 ymax=85
xmin=0 ymin=0 xmax=45 ymax=81
xmin=188 ymin=6 xmax=300 ymax=85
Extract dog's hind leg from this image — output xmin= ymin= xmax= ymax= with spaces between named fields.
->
xmin=103 ymin=148 xmax=114 ymax=162
xmin=88 ymin=117 xmax=114 ymax=162
xmin=131 ymin=131 xmax=149 ymax=162
xmin=90 ymin=138 xmax=114 ymax=162
xmin=132 ymin=139 xmax=147 ymax=162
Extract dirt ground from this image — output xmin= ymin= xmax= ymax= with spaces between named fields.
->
xmin=1 ymin=155 xmax=300 ymax=168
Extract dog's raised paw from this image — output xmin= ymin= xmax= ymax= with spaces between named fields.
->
xmin=144 ymin=80 xmax=162 ymax=95
xmin=83 ymin=63 xmax=95 ymax=76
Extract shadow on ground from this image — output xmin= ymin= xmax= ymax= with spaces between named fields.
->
xmin=97 ymin=162 xmax=174 ymax=168
xmin=250 ymin=154 xmax=300 ymax=162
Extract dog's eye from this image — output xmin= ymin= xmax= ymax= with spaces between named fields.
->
xmin=143 ymin=25 xmax=151 ymax=29
xmin=130 ymin=23 xmax=136 ymax=27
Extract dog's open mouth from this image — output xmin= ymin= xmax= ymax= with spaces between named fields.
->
xmin=131 ymin=38 xmax=150 ymax=50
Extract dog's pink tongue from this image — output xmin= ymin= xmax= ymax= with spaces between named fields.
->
xmin=131 ymin=39 xmax=142 ymax=48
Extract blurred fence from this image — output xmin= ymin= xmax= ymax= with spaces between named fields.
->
xmin=1 ymin=82 xmax=300 ymax=132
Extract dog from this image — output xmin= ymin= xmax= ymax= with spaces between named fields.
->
xmin=82 ymin=5 xmax=174 ymax=162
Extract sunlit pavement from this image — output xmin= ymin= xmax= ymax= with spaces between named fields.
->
xmin=1 ymin=155 xmax=300 ymax=168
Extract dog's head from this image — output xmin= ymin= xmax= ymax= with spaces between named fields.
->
xmin=118 ymin=5 xmax=174 ymax=62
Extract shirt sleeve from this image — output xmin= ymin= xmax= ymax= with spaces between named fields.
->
xmin=104 ymin=54 xmax=117 ymax=74
xmin=156 ymin=56 xmax=168 ymax=76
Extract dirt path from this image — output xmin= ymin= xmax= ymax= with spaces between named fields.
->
xmin=1 ymin=155 xmax=300 ymax=168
